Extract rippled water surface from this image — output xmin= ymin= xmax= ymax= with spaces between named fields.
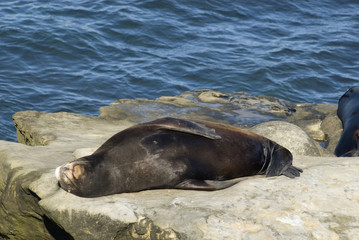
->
xmin=1 ymin=0 xmax=358 ymax=141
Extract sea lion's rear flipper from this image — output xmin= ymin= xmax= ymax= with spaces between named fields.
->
xmin=149 ymin=117 xmax=221 ymax=140
xmin=265 ymin=143 xmax=303 ymax=178
xmin=175 ymin=179 xmax=238 ymax=191
xmin=281 ymin=166 xmax=303 ymax=178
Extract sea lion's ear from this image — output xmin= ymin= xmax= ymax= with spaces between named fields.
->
xmin=73 ymin=165 xmax=85 ymax=180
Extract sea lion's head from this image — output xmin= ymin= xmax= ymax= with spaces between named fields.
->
xmin=55 ymin=157 xmax=109 ymax=197
xmin=338 ymin=86 xmax=359 ymax=121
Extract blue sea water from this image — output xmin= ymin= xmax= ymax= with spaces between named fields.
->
xmin=0 ymin=0 xmax=358 ymax=142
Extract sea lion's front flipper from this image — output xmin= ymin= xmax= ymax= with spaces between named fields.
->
xmin=149 ymin=117 xmax=221 ymax=140
xmin=175 ymin=179 xmax=238 ymax=191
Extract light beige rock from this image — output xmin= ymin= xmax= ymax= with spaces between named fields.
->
xmin=250 ymin=121 xmax=332 ymax=157
xmin=321 ymin=113 xmax=343 ymax=153
xmin=72 ymin=148 xmax=97 ymax=159
xmin=12 ymin=110 xmax=134 ymax=148
xmin=0 ymin=90 xmax=348 ymax=239
xmin=29 ymin=155 xmax=359 ymax=240
xmin=197 ymin=90 xmax=230 ymax=103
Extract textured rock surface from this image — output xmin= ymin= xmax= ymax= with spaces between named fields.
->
xmin=251 ymin=121 xmax=332 ymax=157
xmin=1 ymin=90 xmax=355 ymax=240
xmin=13 ymin=90 xmax=339 ymax=147
xmin=30 ymin=156 xmax=359 ymax=240
xmin=12 ymin=111 xmax=134 ymax=148
xmin=98 ymin=90 xmax=338 ymax=142
xmin=321 ymin=113 xmax=343 ymax=153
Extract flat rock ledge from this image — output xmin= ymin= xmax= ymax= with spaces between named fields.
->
xmin=1 ymin=90 xmax=358 ymax=240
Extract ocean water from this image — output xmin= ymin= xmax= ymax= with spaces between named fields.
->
xmin=0 ymin=0 xmax=358 ymax=142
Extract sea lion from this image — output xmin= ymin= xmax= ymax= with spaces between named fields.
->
xmin=335 ymin=86 xmax=359 ymax=156
xmin=56 ymin=117 xmax=302 ymax=197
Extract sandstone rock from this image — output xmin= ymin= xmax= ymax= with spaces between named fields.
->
xmin=98 ymin=90 xmax=298 ymax=129
xmin=98 ymin=90 xmax=338 ymax=149
xmin=197 ymin=90 xmax=230 ymax=103
xmin=0 ymin=90 xmax=350 ymax=239
xmin=2 ymin=136 xmax=358 ymax=240
xmin=12 ymin=111 xmax=134 ymax=148
xmin=250 ymin=121 xmax=332 ymax=157
xmin=321 ymin=113 xmax=343 ymax=153
xmin=295 ymin=119 xmax=326 ymax=142
xmin=72 ymin=148 xmax=97 ymax=159
xmin=0 ymin=141 xmax=70 ymax=240
xmin=30 ymin=155 xmax=359 ymax=240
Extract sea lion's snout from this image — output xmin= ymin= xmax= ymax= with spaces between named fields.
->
xmin=55 ymin=162 xmax=86 ymax=192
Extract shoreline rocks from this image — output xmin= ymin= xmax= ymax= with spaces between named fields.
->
xmin=250 ymin=121 xmax=331 ymax=157
xmin=1 ymin=90 xmax=357 ymax=240
xmin=13 ymin=90 xmax=340 ymax=148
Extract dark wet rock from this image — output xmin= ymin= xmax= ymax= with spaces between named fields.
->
xmin=98 ymin=90 xmax=298 ymax=129
xmin=99 ymin=90 xmax=338 ymax=144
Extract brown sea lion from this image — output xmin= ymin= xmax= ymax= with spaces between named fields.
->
xmin=335 ymin=86 xmax=359 ymax=157
xmin=55 ymin=117 xmax=302 ymax=197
